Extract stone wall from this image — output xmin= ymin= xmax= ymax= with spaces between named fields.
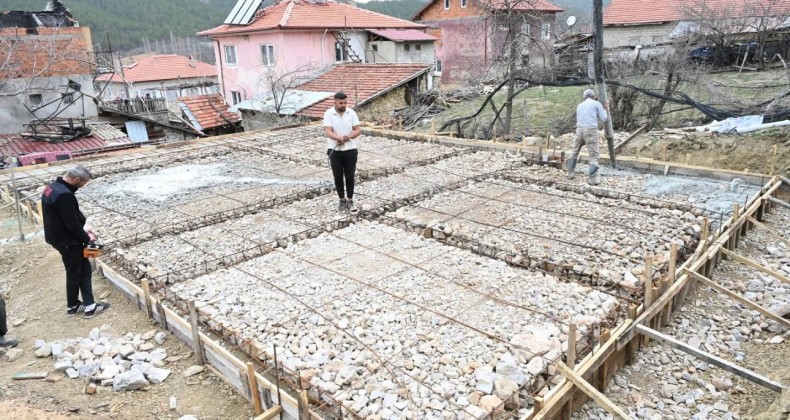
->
xmin=603 ymin=23 xmax=677 ymax=48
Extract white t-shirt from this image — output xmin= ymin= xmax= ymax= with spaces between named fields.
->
xmin=323 ymin=107 xmax=360 ymax=151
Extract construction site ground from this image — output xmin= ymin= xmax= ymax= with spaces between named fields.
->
xmin=0 ymin=125 xmax=787 ymax=419
xmin=0 ymin=208 xmax=254 ymax=419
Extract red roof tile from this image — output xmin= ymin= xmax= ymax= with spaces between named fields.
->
xmin=178 ymin=94 xmax=241 ymax=130
xmin=198 ymin=0 xmax=424 ymax=36
xmin=296 ymin=63 xmax=431 ymax=118
xmin=96 ymin=55 xmax=217 ymax=83
xmin=369 ymin=29 xmax=438 ymax=42
xmin=413 ymin=0 xmax=562 ymax=19
xmin=0 ymin=133 xmax=133 ymax=158
xmin=604 ymin=0 xmax=790 ymax=25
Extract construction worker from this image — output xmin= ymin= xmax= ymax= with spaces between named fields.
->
xmin=323 ymin=92 xmax=362 ymax=212
xmin=567 ymin=89 xmax=609 ymax=185
xmin=41 ymin=166 xmax=110 ymax=319
xmin=0 ymin=296 xmax=19 ymax=347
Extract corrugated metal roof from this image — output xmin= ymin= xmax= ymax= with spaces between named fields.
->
xmin=125 ymin=121 xmax=150 ymax=142
xmin=87 ymin=124 xmax=128 ymax=142
xmin=0 ymin=133 xmax=134 ymax=158
xmin=229 ymin=90 xmax=334 ymax=115
xmin=369 ymin=29 xmax=438 ymax=42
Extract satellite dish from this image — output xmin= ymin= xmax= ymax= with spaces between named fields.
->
xmin=567 ymin=16 xmax=577 ymax=27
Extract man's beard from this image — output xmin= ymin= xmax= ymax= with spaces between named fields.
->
xmin=336 ymin=105 xmax=346 ymax=112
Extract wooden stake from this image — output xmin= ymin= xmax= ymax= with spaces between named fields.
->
xmin=642 ymin=255 xmax=654 ymax=346
xmin=770 ymin=144 xmax=777 ymax=175
xmin=721 ymin=248 xmax=790 ymax=286
xmin=298 ymin=390 xmax=310 ymax=420
xmin=668 ymin=243 xmax=678 ymax=284
xmin=431 ymin=119 xmax=436 ymax=134
xmin=596 ymin=328 xmax=611 ymax=390
xmin=635 ymin=324 xmax=783 ymax=392
xmin=188 ymin=300 xmax=205 ymax=366
xmin=567 ymin=324 xmax=577 ymax=368
xmin=554 ymin=362 xmax=629 ymax=419
xmin=701 ymin=217 xmax=709 ymax=242
xmin=247 ymin=362 xmax=263 ymax=415
xmin=661 ymin=143 xmax=668 ymax=161
xmin=684 ymin=269 xmax=790 ymax=329
xmin=626 ymin=304 xmax=637 ymax=364
xmin=141 ymin=279 xmax=153 ymax=320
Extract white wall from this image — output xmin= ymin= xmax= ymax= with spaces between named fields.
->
xmin=0 ymin=74 xmax=99 ymax=135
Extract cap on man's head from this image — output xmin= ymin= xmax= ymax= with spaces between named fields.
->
xmin=334 ymin=92 xmax=347 ymax=100
xmin=583 ymin=89 xmax=596 ymax=99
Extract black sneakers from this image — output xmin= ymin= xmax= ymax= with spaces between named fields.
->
xmin=84 ymin=302 xmax=111 ymax=319
xmin=66 ymin=303 xmax=85 ymax=317
xmin=0 ymin=336 xmax=19 ymax=348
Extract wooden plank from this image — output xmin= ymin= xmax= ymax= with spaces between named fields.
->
xmin=635 ymin=324 xmax=783 ymax=392
xmin=254 ymin=405 xmax=283 ymax=420
xmin=554 ymin=362 xmax=629 ymax=419
xmin=642 ymin=255 xmax=653 ymax=345
xmin=189 ymin=301 xmax=206 ymax=366
xmin=298 ymin=390 xmax=310 ymax=420
xmin=721 ymin=248 xmax=790 ymax=286
xmin=684 ymin=269 xmax=790 ymax=329
xmin=247 ymin=362 xmax=263 ymax=415
xmin=747 ymin=216 xmax=790 ymax=247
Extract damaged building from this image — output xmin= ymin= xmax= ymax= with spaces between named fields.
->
xmin=0 ymin=0 xmax=98 ymax=135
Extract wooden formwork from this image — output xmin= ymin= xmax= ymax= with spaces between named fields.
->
xmin=525 ymin=175 xmax=785 ymax=419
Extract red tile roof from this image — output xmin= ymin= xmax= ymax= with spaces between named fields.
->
xmin=178 ymin=94 xmax=241 ymax=130
xmin=296 ymin=63 xmax=431 ymax=118
xmin=413 ymin=0 xmax=562 ymax=19
xmin=604 ymin=0 xmax=790 ymax=25
xmin=198 ymin=0 xmax=424 ymax=36
xmin=95 ymin=55 xmax=217 ymax=83
xmin=0 ymin=133 xmax=133 ymax=159
xmin=369 ymin=29 xmax=438 ymax=42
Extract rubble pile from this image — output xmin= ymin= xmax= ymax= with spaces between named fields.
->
xmin=34 ymin=326 xmax=172 ymax=392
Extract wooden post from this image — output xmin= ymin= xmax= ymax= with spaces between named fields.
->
xmin=567 ymin=324 xmax=577 ymax=368
xmin=141 ymin=279 xmax=153 ymax=320
xmin=596 ymin=328 xmax=611 ymax=390
xmin=770 ymin=144 xmax=777 ymax=175
xmin=626 ymin=304 xmax=638 ymax=364
xmin=661 ymin=144 xmax=668 ymax=161
xmin=635 ymin=148 xmax=640 ymax=160
xmin=642 ymin=255 xmax=654 ymax=343
xmin=298 ymin=390 xmax=310 ymax=420
xmin=397 ymin=117 xmax=403 ymax=131
xmin=10 ymin=171 xmax=24 ymax=242
xmin=555 ymin=362 xmax=629 ymax=419
xmin=593 ymin=0 xmax=616 ymax=168
xmin=732 ymin=203 xmax=740 ymax=249
xmin=534 ymin=396 xmax=544 ymax=412
xmin=431 ymin=119 xmax=436 ymax=134
xmin=188 ymin=300 xmax=205 ymax=365
xmin=247 ymin=362 xmax=263 ymax=415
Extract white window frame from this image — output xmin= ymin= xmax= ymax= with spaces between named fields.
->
xmin=522 ymin=23 xmax=531 ymax=36
xmin=261 ymin=44 xmax=275 ymax=66
xmin=335 ymin=41 xmax=348 ymax=62
xmin=29 ymin=93 xmax=43 ymax=107
xmin=231 ymin=91 xmax=242 ymax=105
xmin=444 ymin=0 xmax=450 ymax=9
xmin=224 ymin=45 xmax=238 ymax=66
xmin=461 ymin=0 xmax=467 ymax=7
xmin=434 ymin=60 xmax=442 ymax=74
xmin=541 ymin=23 xmax=551 ymax=40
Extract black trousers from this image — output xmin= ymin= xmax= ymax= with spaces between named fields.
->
xmin=55 ymin=245 xmax=95 ymax=308
xmin=328 ymin=149 xmax=358 ymax=199
xmin=0 ymin=296 xmax=7 ymax=336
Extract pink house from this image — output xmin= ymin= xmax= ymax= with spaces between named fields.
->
xmin=198 ymin=0 xmax=436 ymax=105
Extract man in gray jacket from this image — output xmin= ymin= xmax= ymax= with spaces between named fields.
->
xmin=567 ymin=89 xmax=608 ymax=185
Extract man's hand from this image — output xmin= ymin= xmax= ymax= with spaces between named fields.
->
xmin=604 ymin=101 xmax=610 ymax=110
xmin=85 ymin=228 xmax=97 ymax=242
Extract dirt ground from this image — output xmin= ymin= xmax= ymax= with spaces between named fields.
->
xmin=0 ymin=207 xmax=255 ymax=420
xmin=622 ymin=127 xmax=790 ymax=177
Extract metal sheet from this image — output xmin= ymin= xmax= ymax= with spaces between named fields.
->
xmin=223 ymin=0 xmax=248 ymax=24
xmin=125 ymin=121 xmax=149 ymax=143
xmin=224 ymin=0 xmax=262 ymax=25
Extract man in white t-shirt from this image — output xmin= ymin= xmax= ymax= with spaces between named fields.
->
xmin=323 ymin=92 xmax=362 ymax=212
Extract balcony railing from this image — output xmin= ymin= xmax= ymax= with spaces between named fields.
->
xmin=100 ymin=97 xmax=168 ymax=114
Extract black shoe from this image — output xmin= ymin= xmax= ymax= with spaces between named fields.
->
xmin=66 ymin=303 xmax=85 ymax=317
xmin=0 ymin=336 xmax=19 ymax=348
xmin=338 ymin=199 xmax=347 ymax=212
xmin=347 ymin=199 xmax=357 ymax=213
xmin=84 ymin=302 xmax=111 ymax=319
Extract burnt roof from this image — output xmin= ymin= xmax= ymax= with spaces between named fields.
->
xmin=0 ymin=1 xmax=77 ymax=29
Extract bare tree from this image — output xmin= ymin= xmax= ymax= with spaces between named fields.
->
xmin=257 ymin=63 xmax=323 ymax=115
xmin=0 ymin=27 xmax=95 ymax=97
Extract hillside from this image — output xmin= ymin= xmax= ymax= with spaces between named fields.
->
xmin=356 ymin=0 xmax=428 ymax=20
xmin=0 ymin=0 xmax=236 ymax=51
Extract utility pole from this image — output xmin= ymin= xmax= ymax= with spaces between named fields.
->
xmin=593 ymin=0 xmax=617 ymax=168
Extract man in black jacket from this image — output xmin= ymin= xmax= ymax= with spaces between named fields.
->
xmin=42 ymin=166 xmax=110 ymax=319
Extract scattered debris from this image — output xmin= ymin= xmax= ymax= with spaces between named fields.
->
xmin=183 ymin=365 xmax=205 ymax=377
